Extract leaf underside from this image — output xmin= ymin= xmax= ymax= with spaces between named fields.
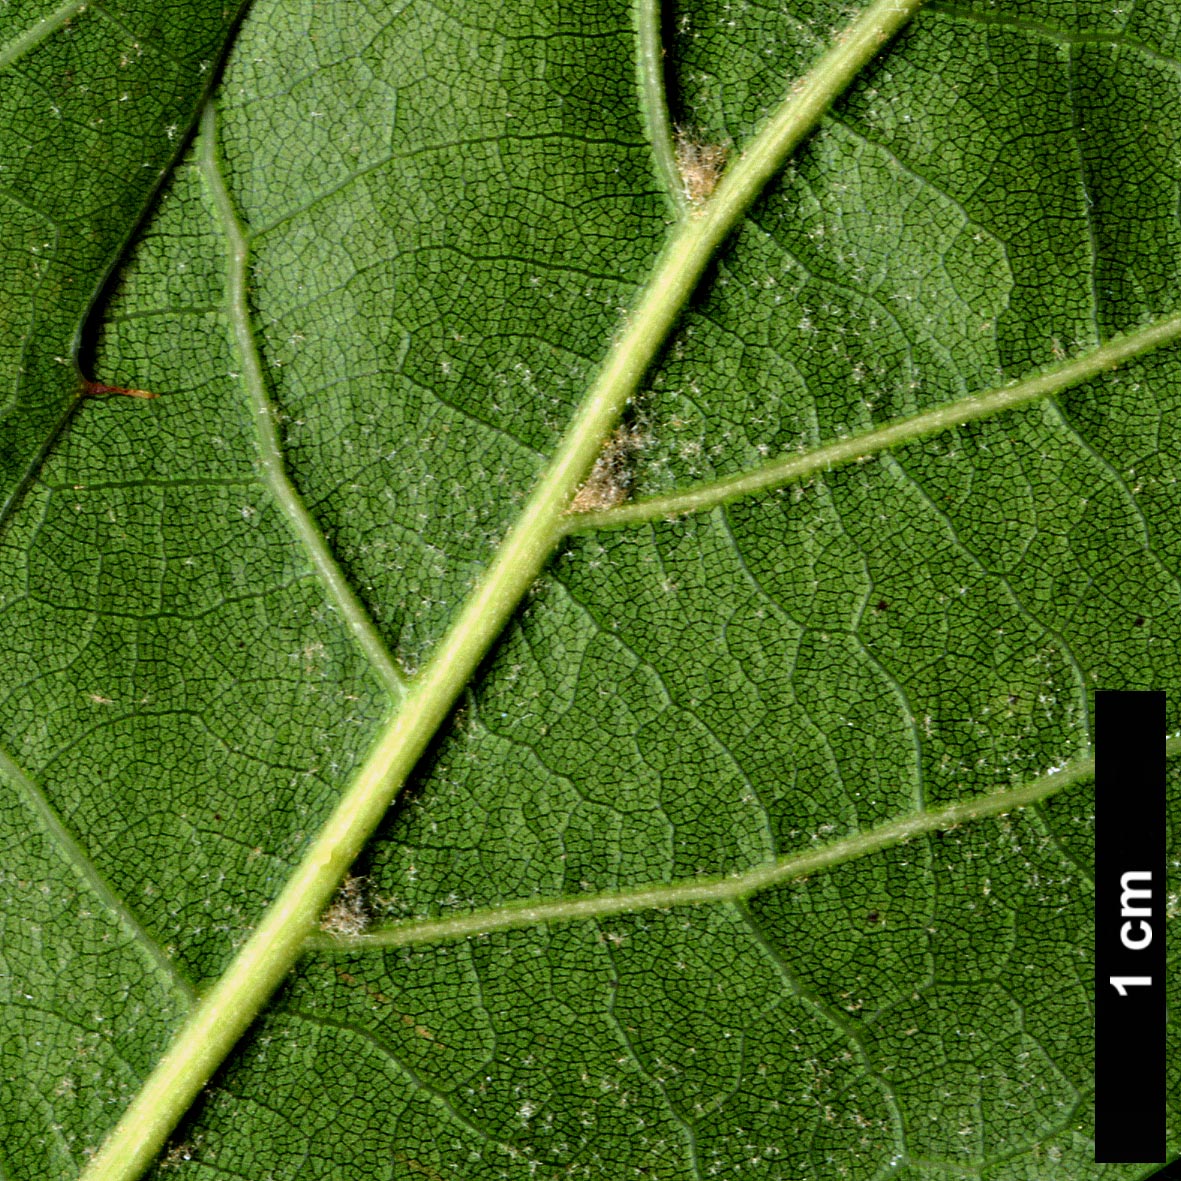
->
xmin=1 ymin=0 xmax=1179 ymax=1179
xmin=0 ymin=0 xmax=246 ymax=517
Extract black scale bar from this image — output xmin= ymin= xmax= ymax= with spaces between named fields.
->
xmin=1095 ymin=690 xmax=1166 ymax=1163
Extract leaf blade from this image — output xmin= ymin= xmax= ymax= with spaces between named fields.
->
xmin=0 ymin=0 xmax=248 ymax=515
xmin=2 ymin=0 xmax=1179 ymax=1176
xmin=78 ymin=3 xmax=928 ymax=1174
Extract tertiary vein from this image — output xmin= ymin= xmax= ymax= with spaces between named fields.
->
xmin=307 ymin=744 xmax=1119 ymax=952
xmin=81 ymin=1 xmax=934 ymax=1176
xmin=564 ymin=312 xmax=1181 ymax=531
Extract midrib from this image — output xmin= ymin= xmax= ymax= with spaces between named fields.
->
xmin=81 ymin=0 xmax=1180 ymax=1173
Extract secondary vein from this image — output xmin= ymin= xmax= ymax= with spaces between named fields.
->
xmin=564 ymin=311 xmax=1181 ymax=531
xmin=306 ymin=746 xmax=1103 ymax=952
xmin=635 ymin=0 xmax=685 ymax=212
xmin=0 ymin=0 xmax=89 ymax=72
xmin=197 ymin=103 xmax=406 ymax=700
xmin=0 ymin=741 xmax=197 ymax=1004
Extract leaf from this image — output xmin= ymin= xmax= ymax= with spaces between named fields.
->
xmin=0 ymin=0 xmax=246 ymax=517
xmin=0 ymin=0 xmax=1178 ymax=1178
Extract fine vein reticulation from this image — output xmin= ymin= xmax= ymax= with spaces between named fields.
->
xmin=308 ymin=745 xmax=1116 ymax=952
xmin=76 ymin=0 xmax=1178 ymax=1174
xmin=80 ymin=3 xmax=927 ymax=1174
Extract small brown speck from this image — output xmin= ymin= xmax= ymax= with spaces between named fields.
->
xmin=82 ymin=378 xmax=157 ymax=399
xmin=674 ymin=127 xmax=728 ymax=204
xmin=569 ymin=424 xmax=648 ymax=513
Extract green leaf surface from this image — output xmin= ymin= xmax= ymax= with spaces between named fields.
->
xmin=0 ymin=0 xmax=1178 ymax=1178
xmin=0 ymin=0 xmax=246 ymax=517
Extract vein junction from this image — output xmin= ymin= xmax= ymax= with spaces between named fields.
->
xmin=81 ymin=0 xmax=1178 ymax=1173
xmin=565 ymin=312 xmax=1181 ymax=532
xmin=309 ymin=746 xmax=1116 ymax=952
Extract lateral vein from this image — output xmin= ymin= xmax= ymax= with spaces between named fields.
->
xmin=0 ymin=0 xmax=89 ymax=73
xmin=197 ymin=103 xmax=406 ymax=700
xmin=0 ymin=742 xmax=197 ymax=1003
xmin=563 ymin=312 xmax=1181 ymax=532
xmin=309 ymin=746 xmax=1110 ymax=952
xmin=635 ymin=0 xmax=685 ymax=212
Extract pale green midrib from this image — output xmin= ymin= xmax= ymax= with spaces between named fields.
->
xmin=308 ymin=747 xmax=1106 ymax=951
xmin=79 ymin=4 xmax=927 ymax=1177
xmin=196 ymin=104 xmax=405 ymax=700
xmin=0 ymin=0 xmax=88 ymax=72
xmin=564 ymin=312 xmax=1181 ymax=532
xmin=0 ymin=742 xmax=197 ymax=1003
xmin=635 ymin=0 xmax=685 ymax=213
